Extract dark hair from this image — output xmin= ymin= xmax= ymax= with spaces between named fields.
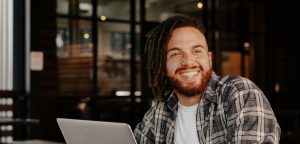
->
xmin=144 ymin=15 xmax=205 ymax=101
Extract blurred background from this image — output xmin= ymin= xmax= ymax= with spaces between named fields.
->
xmin=0 ymin=0 xmax=299 ymax=143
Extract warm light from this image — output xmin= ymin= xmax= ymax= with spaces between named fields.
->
xmin=77 ymin=102 xmax=87 ymax=111
xmin=115 ymin=91 xmax=141 ymax=96
xmin=56 ymin=35 xmax=64 ymax=47
xmin=116 ymin=91 xmax=130 ymax=96
xmin=84 ymin=33 xmax=90 ymax=39
xmin=134 ymin=91 xmax=141 ymax=96
xmin=7 ymin=98 xmax=13 ymax=105
xmin=6 ymin=125 xmax=13 ymax=131
xmin=197 ymin=2 xmax=203 ymax=9
xmin=243 ymin=42 xmax=250 ymax=48
xmin=215 ymin=31 xmax=219 ymax=39
xmin=126 ymin=43 xmax=132 ymax=49
xmin=275 ymin=83 xmax=280 ymax=93
xmin=100 ymin=15 xmax=106 ymax=21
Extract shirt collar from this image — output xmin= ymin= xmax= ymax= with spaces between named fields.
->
xmin=166 ymin=92 xmax=178 ymax=111
xmin=202 ymin=72 xmax=220 ymax=104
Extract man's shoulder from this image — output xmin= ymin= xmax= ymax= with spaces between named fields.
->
xmin=216 ymin=75 xmax=262 ymax=102
xmin=219 ymin=75 xmax=258 ymax=91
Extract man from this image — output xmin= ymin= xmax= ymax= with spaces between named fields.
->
xmin=134 ymin=16 xmax=281 ymax=144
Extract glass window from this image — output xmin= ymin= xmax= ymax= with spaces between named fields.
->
xmin=56 ymin=0 xmax=141 ymax=97
xmin=57 ymin=0 xmax=69 ymax=15
xmin=97 ymin=0 xmax=130 ymax=21
xmin=78 ymin=0 xmax=92 ymax=17
xmin=57 ymin=0 xmax=92 ymax=17
xmin=145 ymin=0 xmax=204 ymax=22
xmin=56 ymin=18 xmax=93 ymax=96
xmin=56 ymin=18 xmax=93 ymax=58
xmin=56 ymin=18 xmax=70 ymax=58
xmin=97 ymin=22 xmax=130 ymax=96
xmin=97 ymin=22 xmax=141 ymax=96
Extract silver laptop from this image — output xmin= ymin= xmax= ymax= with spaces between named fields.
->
xmin=57 ymin=118 xmax=137 ymax=144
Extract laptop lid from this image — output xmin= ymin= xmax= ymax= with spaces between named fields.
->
xmin=57 ymin=118 xmax=137 ymax=144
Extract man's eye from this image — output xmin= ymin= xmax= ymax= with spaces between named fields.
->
xmin=195 ymin=49 xmax=202 ymax=53
xmin=170 ymin=53 xmax=181 ymax=57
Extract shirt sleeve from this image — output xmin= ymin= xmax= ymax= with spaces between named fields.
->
xmin=225 ymin=78 xmax=281 ymax=143
xmin=134 ymin=107 xmax=155 ymax=144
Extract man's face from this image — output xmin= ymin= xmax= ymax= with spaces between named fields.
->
xmin=166 ymin=27 xmax=212 ymax=97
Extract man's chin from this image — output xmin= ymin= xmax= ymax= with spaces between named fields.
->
xmin=176 ymin=87 xmax=202 ymax=97
xmin=181 ymin=83 xmax=199 ymax=90
xmin=178 ymin=79 xmax=200 ymax=85
xmin=173 ymin=84 xmax=202 ymax=97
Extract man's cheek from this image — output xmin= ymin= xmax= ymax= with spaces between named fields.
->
xmin=166 ymin=62 xmax=178 ymax=74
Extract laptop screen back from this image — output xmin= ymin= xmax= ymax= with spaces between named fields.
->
xmin=57 ymin=118 xmax=137 ymax=144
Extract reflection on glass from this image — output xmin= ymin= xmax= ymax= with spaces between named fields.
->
xmin=197 ymin=2 xmax=203 ymax=9
xmin=56 ymin=19 xmax=92 ymax=57
xmin=97 ymin=23 xmax=130 ymax=96
xmin=56 ymin=0 xmax=142 ymax=98
xmin=97 ymin=0 xmax=130 ymax=20
xmin=56 ymin=18 xmax=93 ymax=96
xmin=97 ymin=22 xmax=141 ymax=96
xmin=145 ymin=0 xmax=204 ymax=22
xmin=99 ymin=15 xmax=107 ymax=21
xmin=80 ymin=29 xmax=93 ymax=56
xmin=56 ymin=0 xmax=69 ymax=15
xmin=78 ymin=1 xmax=92 ymax=16
xmin=56 ymin=18 xmax=70 ymax=57
xmin=57 ymin=0 xmax=92 ymax=17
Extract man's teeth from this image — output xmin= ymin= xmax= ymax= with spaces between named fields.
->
xmin=181 ymin=71 xmax=198 ymax=77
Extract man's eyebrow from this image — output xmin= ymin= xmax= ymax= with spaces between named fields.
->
xmin=167 ymin=47 xmax=180 ymax=53
xmin=192 ymin=44 xmax=205 ymax=49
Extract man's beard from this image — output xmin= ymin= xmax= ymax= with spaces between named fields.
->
xmin=167 ymin=66 xmax=212 ymax=97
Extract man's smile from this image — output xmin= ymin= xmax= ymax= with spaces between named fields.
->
xmin=179 ymin=71 xmax=199 ymax=78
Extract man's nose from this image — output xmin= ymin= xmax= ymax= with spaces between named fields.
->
xmin=180 ymin=55 xmax=195 ymax=66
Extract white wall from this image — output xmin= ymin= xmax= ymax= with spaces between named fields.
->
xmin=0 ymin=0 xmax=13 ymax=91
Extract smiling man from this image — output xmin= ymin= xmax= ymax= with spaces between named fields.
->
xmin=134 ymin=16 xmax=281 ymax=144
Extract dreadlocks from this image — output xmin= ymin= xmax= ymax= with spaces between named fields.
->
xmin=144 ymin=15 xmax=205 ymax=101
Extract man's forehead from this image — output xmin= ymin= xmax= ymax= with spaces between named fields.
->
xmin=166 ymin=27 xmax=208 ymax=50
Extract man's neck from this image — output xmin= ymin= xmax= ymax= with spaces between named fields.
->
xmin=175 ymin=92 xmax=202 ymax=106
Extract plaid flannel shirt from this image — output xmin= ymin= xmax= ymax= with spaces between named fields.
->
xmin=134 ymin=72 xmax=281 ymax=144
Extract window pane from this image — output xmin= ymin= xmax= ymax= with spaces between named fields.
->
xmin=97 ymin=0 xmax=130 ymax=21
xmin=97 ymin=23 xmax=141 ymax=97
xmin=56 ymin=18 xmax=93 ymax=96
xmin=57 ymin=0 xmax=69 ymax=15
xmin=97 ymin=22 xmax=131 ymax=96
xmin=145 ymin=0 xmax=204 ymax=22
xmin=136 ymin=0 xmax=140 ymax=22
xmin=78 ymin=0 xmax=92 ymax=17
xmin=57 ymin=0 xmax=92 ymax=17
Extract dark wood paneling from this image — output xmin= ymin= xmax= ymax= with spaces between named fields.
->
xmin=30 ymin=0 xmax=58 ymax=141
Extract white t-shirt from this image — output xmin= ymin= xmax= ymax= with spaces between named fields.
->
xmin=175 ymin=103 xmax=200 ymax=144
